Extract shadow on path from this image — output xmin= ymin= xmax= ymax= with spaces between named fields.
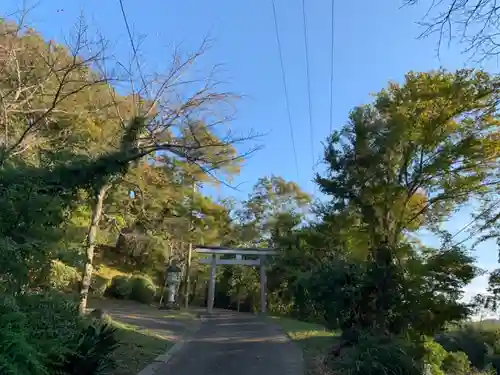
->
xmin=88 ymin=299 xmax=191 ymax=340
xmin=157 ymin=310 xmax=304 ymax=375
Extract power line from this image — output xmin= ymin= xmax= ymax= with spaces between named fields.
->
xmin=449 ymin=200 xmax=500 ymax=248
xmin=118 ymin=0 xmax=149 ymax=98
xmin=329 ymin=0 xmax=336 ymax=134
xmin=270 ymin=0 xmax=300 ymax=178
xmin=301 ymin=0 xmax=314 ymax=171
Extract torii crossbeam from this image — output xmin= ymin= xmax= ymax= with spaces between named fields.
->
xmin=195 ymin=245 xmax=277 ymax=314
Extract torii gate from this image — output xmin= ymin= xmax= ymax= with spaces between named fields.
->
xmin=195 ymin=245 xmax=277 ymax=314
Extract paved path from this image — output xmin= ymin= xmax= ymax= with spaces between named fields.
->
xmin=156 ymin=310 xmax=304 ymax=375
xmin=87 ymin=299 xmax=194 ymax=341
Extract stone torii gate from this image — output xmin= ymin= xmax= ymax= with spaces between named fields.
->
xmin=195 ymin=245 xmax=277 ymax=314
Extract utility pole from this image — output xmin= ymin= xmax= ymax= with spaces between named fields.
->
xmin=184 ymin=178 xmax=196 ymax=309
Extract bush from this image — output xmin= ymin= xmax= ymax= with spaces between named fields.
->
xmin=106 ymin=275 xmax=132 ymax=299
xmin=56 ymin=320 xmax=119 ymax=375
xmin=423 ymin=338 xmax=448 ymax=375
xmin=0 ymin=291 xmax=118 ymax=375
xmin=442 ymin=351 xmax=471 ymax=375
xmin=90 ymin=275 xmax=111 ymax=298
xmin=16 ymin=291 xmax=82 ymax=368
xmin=330 ymin=333 xmax=423 ymax=375
xmin=129 ymin=275 xmax=156 ymax=304
xmin=0 ymin=294 xmax=46 ymax=374
xmin=436 ymin=325 xmax=500 ymax=371
xmin=46 ymin=260 xmax=81 ymax=292
xmin=294 ymin=258 xmax=366 ymax=329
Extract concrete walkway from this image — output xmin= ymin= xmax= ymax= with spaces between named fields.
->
xmin=87 ymin=299 xmax=194 ymax=341
xmin=156 ymin=310 xmax=304 ymax=375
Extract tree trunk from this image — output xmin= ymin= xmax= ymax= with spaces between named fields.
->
xmin=78 ymin=183 xmax=111 ymax=315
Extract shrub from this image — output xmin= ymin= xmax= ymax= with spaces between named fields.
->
xmin=55 ymin=321 xmax=119 ymax=375
xmin=330 ymin=333 xmax=423 ymax=375
xmin=442 ymin=351 xmax=471 ymax=375
xmin=90 ymin=275 xmax=111 ymax=298
xmin=0 ymin=294 xmax=46 ymax=375
xmin=130 ymin=275 xmax=156 ymax=304
xmin=16 ymin=291 xmax=82 ymax=367
xmin=46 ymin=260 xmax=81 ymax=292
xmin=0 ymin=291 xmax=119 ymax=375
xmin=423 ymin=338 xmax=448 ymax=375
xmin=294 ymin=258 xmax=366 ymax=330
xmin=436 ymin=326 xmax=500 ymax=371
xmin=106 ymin=275 xmax=132 ymax=299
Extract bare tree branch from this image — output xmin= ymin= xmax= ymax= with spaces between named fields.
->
xmin=0 ymin=12 xmax=120 ymax=162
xmin=406 ymin=0 xmax=500 ymax=61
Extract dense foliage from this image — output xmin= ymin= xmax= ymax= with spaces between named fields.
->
xmin=0 ymin=292 xmax=117 ymax=375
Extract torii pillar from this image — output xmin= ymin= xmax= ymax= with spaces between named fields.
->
xmin=207 ymin=253 xmax=217 ymax=314
xmin=259 ymin=255 xmax=267 ymax=313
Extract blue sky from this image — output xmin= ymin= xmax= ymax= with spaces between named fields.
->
xmin=1 ymin=0 xmax=497 ymax=301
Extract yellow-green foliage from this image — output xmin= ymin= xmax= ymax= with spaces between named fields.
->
xmin=442 ymin=351 xmax=471 ymax=375
xmin=424 ymin=338 xmax=448 ymax=375
xmin=91 ymin=265 xmax=127 ymax=297
xmin=90 ymin=275 xmax=111 ymax=298
xmin=47 ymin=261 xmax=81 ymax=292
xmin=106 ymin=276 xmax=132 ymax=299
xmin=129 ymin=275 xmax=156 ymax=304
xmin=94 ymin=264 xmax=128 ymax=280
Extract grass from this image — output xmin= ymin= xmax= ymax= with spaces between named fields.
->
xmin=109 ymin=319 xmax=174 ymax=375
xmin=86 ymin=263 xmax=197 ymax=374
xmin=269 ymin=316 xmax=339 ymax=375
xmin=87 ymin=298 xmax=198 ymax=375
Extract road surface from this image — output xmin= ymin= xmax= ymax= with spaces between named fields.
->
xmin=157 ymin=310 xmax=304 ymax=375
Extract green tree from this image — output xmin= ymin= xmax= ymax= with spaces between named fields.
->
xmin=313 ymin=69 xmax=497 ymax=354
xmin=233 ymin=175 xmax=311 ymax=247
xmin=0 ymin=116 xmax=150 ymax=293
xmin=318 ymin=69 xmax=499 ymax=250
xmin=227 ymin=266 xmax=259 ymax=312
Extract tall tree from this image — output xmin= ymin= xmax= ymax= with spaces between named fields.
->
xmin=313 ymin=69 xmax=497 ymax=348
xmin=76 ymin=48 xmax=258 ymax=312
xmin=318 ymin=69 xmax=499 ymax=250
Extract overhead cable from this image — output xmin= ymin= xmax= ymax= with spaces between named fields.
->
xmin=270 ymin=0 xmax=300 ymax=178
